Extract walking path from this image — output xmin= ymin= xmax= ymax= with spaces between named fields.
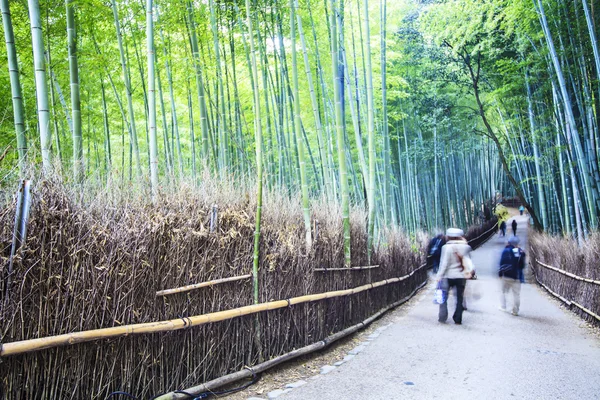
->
xmin=280 ymin=215 xmax=600 ymax=399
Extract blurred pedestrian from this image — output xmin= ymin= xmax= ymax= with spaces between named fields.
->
xmin=436 ymin=228 xmax=474 ymax=325
xmin=499 ymin=236 xmax=526 ymax=316
xmin=499 ymin=220 xmax=507 ymax=237
xmin=512 ymin=219 xmax=517 ymax=236
xmin=427 ymin=233 xmax=446 ymax=274
xmin=519 ymin=205 xmax=525 ymax=215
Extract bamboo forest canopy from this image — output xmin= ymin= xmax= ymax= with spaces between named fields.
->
xmin=1 ymin=0 xmax=599 ymax=239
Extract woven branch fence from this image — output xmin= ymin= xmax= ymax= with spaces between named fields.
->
xmin=0 ymin=182 xmax=498 ymax=399
xmin=529 ymin=231 xmax=600 ymax=326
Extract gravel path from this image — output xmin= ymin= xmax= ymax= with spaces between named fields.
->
xmin=279 ymin=215 xmax=600 ymax=399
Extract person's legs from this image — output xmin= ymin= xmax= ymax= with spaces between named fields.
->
xmin=450 ymin=279 xmax=466 ymax=324
xmin=500 ymin=278 xmax=509 ymax=310
xmin=438 ymin=279 xmax=449 ymax=322
xmin=433 ymin=259 xmax=440 ymax=274
xmin=511 ymin=280 xmax=521 ymax=315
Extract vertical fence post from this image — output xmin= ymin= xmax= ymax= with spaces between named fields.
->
xmin=209 ymin=204 xmax=218 ymax=233
xmin=6 ymin=180 xmax=32 ymax=300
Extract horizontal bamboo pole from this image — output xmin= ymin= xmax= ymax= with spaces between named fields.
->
xmin=531 ymin=260 xmax=600 ymax=322
xmin=154 ymin=280 xmax=428 ymax=400
xmin=0 ymin=267 xmax=426 ymax=357
xmin=156 ymin=274 xmax=252 ymax=297
xmin=534 ymin=259 xmax=600 ymax=286
xmin=572 ymin=302 xmax=600 ymax=322
xmin=314 ymin=265 xmax=379 ymax=272
xmin=529 ymin=258 xmax=570 ymax=305
xmin=467 ymin=224 xmax=498 ymax=245
xmin=536 ymin=278 xmax=571 ymax=306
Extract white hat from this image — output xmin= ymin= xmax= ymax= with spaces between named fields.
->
xmin=446 ymin=228 xmax=464 ymax=237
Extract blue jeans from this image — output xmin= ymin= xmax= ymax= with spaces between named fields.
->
xmin=439 ymin=278 xmax=466 ymax=324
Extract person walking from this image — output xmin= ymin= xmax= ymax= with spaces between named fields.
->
xmin=511 ymin=219 xmax=517 ymax=236
xmin=499 ymin=220 xmax=507 ymax=237
xmin=436 ymin=228 xmax=474 ymax=325
xmin=427 ymin=233 xmax=446 ymax=274
xmin=519 ymin=205 xmax=525 ymax=215
xmin=499 ymin=236 xmax=526 ymax=316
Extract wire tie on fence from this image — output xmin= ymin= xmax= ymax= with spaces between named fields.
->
xmin=243 ymin=365 xmax=257 ymax=380
xmin=286 ymin=298 xmax=291 ymax=307
xmin=179 ymin=316 xmax=193 ymax=328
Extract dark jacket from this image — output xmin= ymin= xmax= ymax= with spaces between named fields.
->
xmin=499 ymin=245 xmax=525 ymax=280
xmin=427 ymin=235 xmax=445 ymax=261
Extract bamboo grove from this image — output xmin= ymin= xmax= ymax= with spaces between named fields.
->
xmin=1 ymin=0 xmax=599 ymax=246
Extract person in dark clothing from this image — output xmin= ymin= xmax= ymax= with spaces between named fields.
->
xmin=499 ymin=236 xmax=526 ymax=316
xmin=511 ymin=219 xmax=517 ymax=236
xmin=427 ymin=233 xmax=446 ymax=274
xmin=499 ymin=221 xmax=507 ymax=236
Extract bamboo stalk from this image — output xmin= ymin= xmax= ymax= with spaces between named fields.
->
xmin=153 ymin=280 xmax=428 ymax=400
xmin=155 ymin=274 xmax=252 ymax=296
xmin=534 ymin=258 xmax=600 ymax=285
xmin=0 ymin=268 xmax=425 ymax=357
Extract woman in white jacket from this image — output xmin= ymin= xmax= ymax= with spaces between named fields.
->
xmin=435 ymin=228 xmax=474 ymax=324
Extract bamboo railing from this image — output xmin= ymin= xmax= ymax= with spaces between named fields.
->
xmin=314 ymin=265 xmax=380 ymax=272
xmin=154 ymin=280 xmax=428 ymax=400
xmin=530 ymin=255 xmax=600 ymax=322
xmin=155 ymin=274 xmax=252 ymax=296
xmin=534 ymin=258 xmax=600 ymax=286
xmin=0 ymin=265 xmax=427 ymax=357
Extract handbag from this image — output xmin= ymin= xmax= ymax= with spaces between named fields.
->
xmin=433 ymin=281 xmax=447 ymax=304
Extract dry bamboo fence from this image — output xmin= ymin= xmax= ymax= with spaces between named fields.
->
xmin=0 ymin=183 xmax=498 ymax=399
xmin=529 ymin=231 xmax=600 ymax=326
xmin=0 ymin=269 xmax=426 ymax=357
xmin=154 ymin=280 xmax=429 ymax=400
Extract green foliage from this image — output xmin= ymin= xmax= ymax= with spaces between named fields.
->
xmin=494 ymin=203 xmax=509 ymax=222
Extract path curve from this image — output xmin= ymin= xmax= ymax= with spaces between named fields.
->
xmin=280 ymin=215 xmax=600 ymax=399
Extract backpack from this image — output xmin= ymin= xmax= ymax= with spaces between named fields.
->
xmin=499 ymin=247 xmax=523 ymax=275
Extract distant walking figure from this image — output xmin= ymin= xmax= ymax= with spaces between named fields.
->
xmin=512 ymin=219 xmax=517 ymax=236
xmin=499 ymin=221 xmax=507 ymax=237
xmin=519 ymin=205 xmax=524 ymax=216
xmin=427 ymin=233 xmax=446 ymax=274
xmin=499 ymin=236 xmax=525 ymax=316
xmin=436 ymin=228 xmax=473 ymax=325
